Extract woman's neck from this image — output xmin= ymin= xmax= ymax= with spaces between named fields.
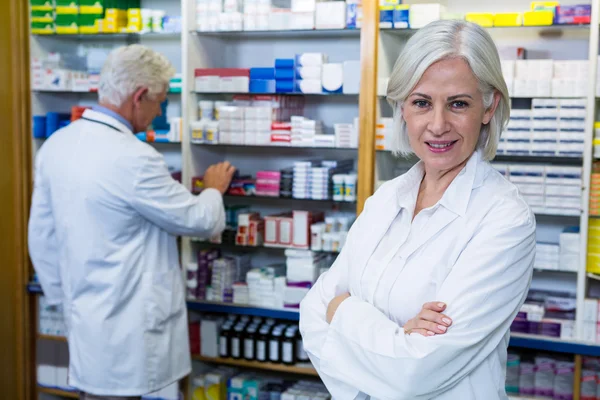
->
xmin=421 ymin=158 xmax=469 ymax=196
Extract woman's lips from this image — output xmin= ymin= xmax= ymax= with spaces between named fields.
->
xmin=425 ymin=140 xmax=458 ymax=153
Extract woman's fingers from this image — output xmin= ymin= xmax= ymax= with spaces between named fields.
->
xmin=409 ymin=328 xmax=436 ymax=337
xmin=422 ymin=301 xmax=447 ymax=312
xmin=415 ymin=319 xmax=448 ymax=334
xmin=419 ymin=309 xmax=452 ymax=327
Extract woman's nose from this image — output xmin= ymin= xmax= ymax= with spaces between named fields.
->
xmin=428 ymin=108 xmax=449 ymax=136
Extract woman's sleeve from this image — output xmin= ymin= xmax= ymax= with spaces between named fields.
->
xmin=317 ymin=197 xmax=536 ymax=400
xmin=299 ymin=196 xmax=376 ymax=399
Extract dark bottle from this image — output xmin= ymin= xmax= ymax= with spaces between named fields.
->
xmin=256 ymin=323 xmax=272 ymax=363
xmin=243 ymin=324 xmax=258 ymax=361
xmin=219 ymin=322 xmax=233 ymax=358
xmin=282 ymin=326 xmax=296 ymax=365
xmin=268 ymin=325 xmax=285 ymax=363
xmin=295 ymin=327 xmax=309 ymax=362
xmin=230 ymin=324 xmax=245 ymax=359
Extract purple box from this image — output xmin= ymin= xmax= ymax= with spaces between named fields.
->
xmin=554 ymin=4 xmax=591 ymax=25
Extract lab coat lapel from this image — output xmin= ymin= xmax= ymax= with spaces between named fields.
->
xmin=399 ymin=207 xmax=458 ymax=260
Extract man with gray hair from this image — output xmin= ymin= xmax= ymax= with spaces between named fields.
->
xmin=28 ymin=45 xmax=235 ymax=399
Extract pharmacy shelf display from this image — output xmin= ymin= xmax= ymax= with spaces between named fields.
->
xmin=26 ymin=0 xmax=600 ymax=398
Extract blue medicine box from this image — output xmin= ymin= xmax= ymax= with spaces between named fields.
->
xmin=275 ymin=80 xmax=295 ymax=93
xmin=274 ymin=68 xmax=295 ymax=80
xmin=250 ymin=79 xmax=276 ymax=93
xmin=250 ymin=67 xmax=275 ymax=80
xmin=394 ymin=5 xmax=409 ymax=29
xmin=274 ymin=59 xmax=295 ymax=69
xmin=380 ymin=5 xmax=394 ymax=28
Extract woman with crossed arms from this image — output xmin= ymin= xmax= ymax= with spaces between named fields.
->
xmin=299 ymin=20 xmax=536 ymax=400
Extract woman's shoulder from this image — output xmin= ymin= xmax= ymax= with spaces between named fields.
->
xmin=474 ymin=163 xmax=535 ymax=228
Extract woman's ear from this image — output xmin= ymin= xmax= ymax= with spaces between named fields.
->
xmin=482 ymin=91 xmax=501 ymax=125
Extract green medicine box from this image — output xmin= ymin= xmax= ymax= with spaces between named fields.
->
xmin=30 ymin=0 xmax=54 ymax=11
xmin=78 ymin=13 xmax=102 ymax=27
xmin=31 ymin=10 xmax=55 ymax=23
xmin=56 ymin=0 xmax=78 ymax=14
xmin=79 ymin=0 xmax=104 ymax=14
xmin=55 ymin=13 xmax=78 ymax=33
xmin=31 ymin=21 xmax=55 ymax=34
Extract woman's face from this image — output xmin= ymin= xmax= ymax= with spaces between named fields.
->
xmin=402 ymin=57 xmax=498 ymax=173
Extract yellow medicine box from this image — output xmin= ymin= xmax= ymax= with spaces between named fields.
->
xmin=523 ymin=10 xmax=554 ymax=26
xmin=128 ymin=8 xmax=142 ymax=18
xmin=106 ymin=8 xmax=127 ymax=18
xmin=465 ymin=13 xmax=494 ymax=27
xmin=494 ymin=13 xmax=523 ymax=27
xmin=531 ymin=1 xmax=559 ymax=10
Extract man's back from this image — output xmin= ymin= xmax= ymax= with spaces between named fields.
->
xmin=28 ymin=109 xmax=225 ymax=395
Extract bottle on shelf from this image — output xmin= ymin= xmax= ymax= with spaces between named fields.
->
xmin=219 ymin=321 xmax=234 ymax=358
xmin=296 ymin=327 xmax=310 ymax=363
xmin=269 ymin=324 xmax=286 ymax=363
xmin=230 ymin=323 xmax=245 ymax=359
xmin=243 ymin=324 xmax=258 ymax=361
xmin=282 ymin=325 xmax=297 ymax=366
xmin=256 ymin=323 xmax=272 ymax=363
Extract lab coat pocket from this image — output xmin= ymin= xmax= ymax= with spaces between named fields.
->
xmin=143 ymin=269 xmax=183 ymax=333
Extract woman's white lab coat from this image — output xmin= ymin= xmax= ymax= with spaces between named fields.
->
xmin=299 ymin=151 xmax=536 ymax=400
xmin=28 ymin=110 xmax=225 ymax=396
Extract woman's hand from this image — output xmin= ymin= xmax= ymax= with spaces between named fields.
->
xmin=403 ymin=302 xmax=453 ymax=337
xmin=327 ymin=293 xmax=351 ymax=323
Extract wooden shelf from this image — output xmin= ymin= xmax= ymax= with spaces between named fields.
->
xmin=37 ymin=334 xmax=67 ymax=342
xmin=192 ymin=355 xmax=318 ymax=376
xmin=38 ymin=387 xmax=78 ymax=398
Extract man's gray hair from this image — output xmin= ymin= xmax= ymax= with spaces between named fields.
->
xmin=98 ymin=44 xmax=175 ymax=108
xmin=386 ymin=19 xmax=510 ymax=161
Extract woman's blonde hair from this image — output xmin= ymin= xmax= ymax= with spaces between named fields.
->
xmin=386 ymin=19 xmax=510 ymax=161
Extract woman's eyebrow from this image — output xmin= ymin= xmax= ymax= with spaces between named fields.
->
xmin=447 ymin=94 xmax=474 ymax=100
xmin=409 ymin=92 xmax=432 ymax=99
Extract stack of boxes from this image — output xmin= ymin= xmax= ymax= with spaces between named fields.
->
xmin=264 ymin=210 xmax=324 ymax=249
xmin=590 ymin=161 xmax=600 ymax=216
xmin=186 ymin=248 xmax=221 ymax=300
xmin=279 ymin=168 xmax=294 ymax=198
xmin=535 ymin=230 xmax=580 ymax=272
xmin=242 ymin=0 xmax=270 ymax=31
xmin=196 ymin=0 xmax=223 ymax=31
xmin=218 ymin=105 xmax=245 ymax=145
xmin=290 ymin=117 xmax=328 ymax=147
xmin=218 ymin=0 xmax=244 ymax=31
xmin=244 ymin=99 xmax=273 ymax=145
xmin=210 ymin=255 xmax=252 ymax=303
xmin=235 ymin=212 xmax=264 ymax=246
xmin=250 ymin=67 xmax=276 ymax=93
xmin=511 ymin=290 xmax=576 ymax=340
xmin=497 ymin=99 xmax=587 ymax=157
xmin=195 ymin=68 xmax=250 ymax=93
xmin=492 ymin=163 xmax=582 ymax=216
xmin=255 ymin=171 xmax=281 ymax=197
xmin=583 ymin=298 xmax=600 ymax=343
xmin=315 ymin=0 xmax=346 ymax=29
xmin=587 ymin=218 xmax=600 ymax=275
xmin=291 ymin=0 xmax=316 ymax=29
xmin=334 ymin=119 xmax=359 ymax=148
xmin=275 ymin=59 xmax=296 ymax=94
xmin=31 ymin=1 xmax=55 ymax=34
xmin=38 ymin=296 xmax=67 ymax=336
xmin=296 ymin=52 xmax=326 ymax=94
xmin=376 ymin=117 xmax=394 ymax=151
xmin=246 ymin=264 xmax=286 ymax=308
xmin=292 ymin=159 xmax=354 ymax=200
xmin=500 ymin=58 xmax=588 ymax=98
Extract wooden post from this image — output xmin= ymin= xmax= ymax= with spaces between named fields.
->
xmin=0 ymin=0 xmax=34 ymax=399
xmin=356 ymin=0 xmax=379 ymax=214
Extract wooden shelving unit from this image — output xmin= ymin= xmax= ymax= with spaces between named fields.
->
xmin=192 ymin=355 xmax=318 ymax=377
xmin=37 ymin=334 xmax=67 ymax=342
xmin=38 ymin=387 xmax=78 ymax=398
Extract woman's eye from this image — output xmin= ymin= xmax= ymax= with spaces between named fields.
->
xmin=451 ymin=101 xmax=468 ymax=109
xmin=413 ymin=100 xmax=429 ymax=108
